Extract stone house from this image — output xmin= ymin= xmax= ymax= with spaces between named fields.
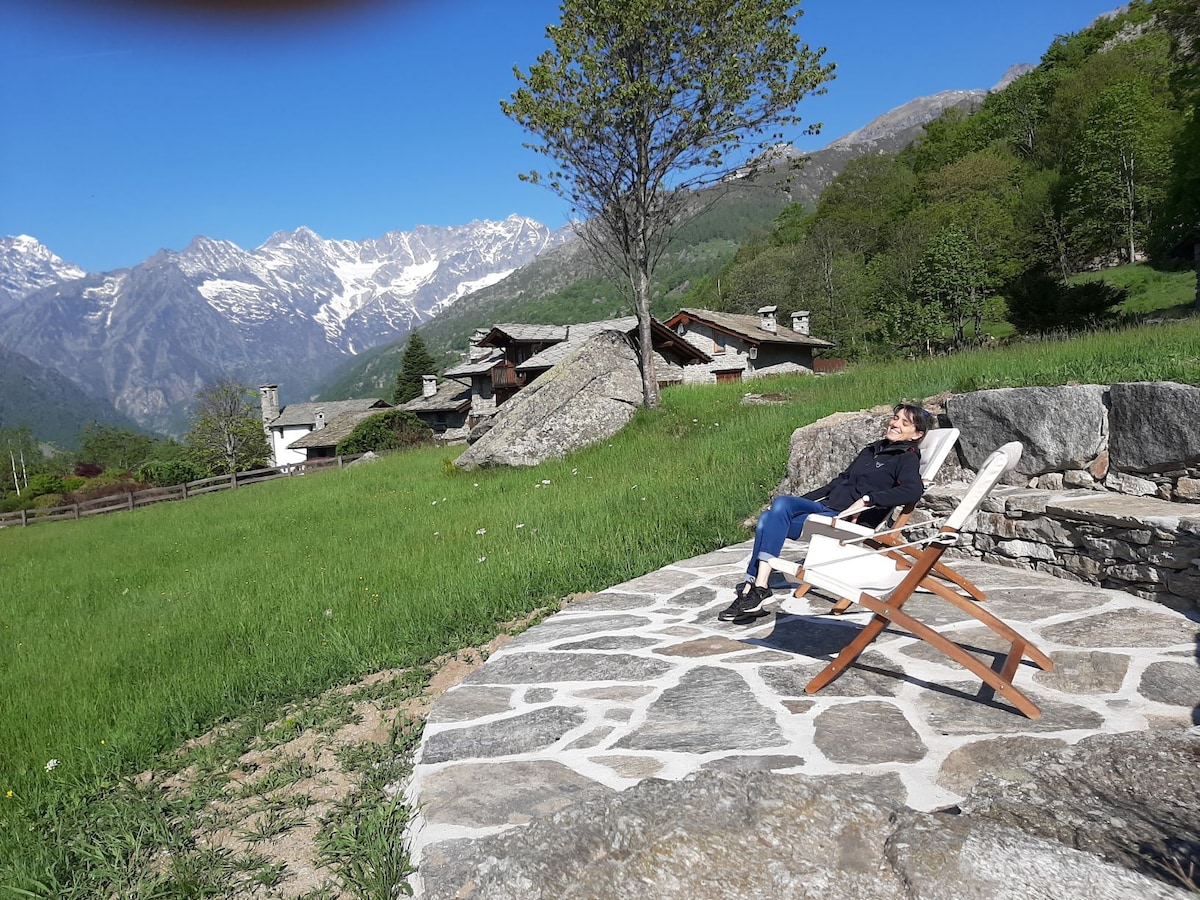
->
xmin=259 ymin=384 xmax=391 ymax=466
xmin=664 ymin=307 xmax=835 ymax=382
xmin=400 ymin=375 xmax=472 ymax=442
xmin=442 ymin=316 xmax=711 ymax=428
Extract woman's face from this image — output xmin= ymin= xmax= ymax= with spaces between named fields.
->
xmin=885 ymin=409 xmax=922 ymax=442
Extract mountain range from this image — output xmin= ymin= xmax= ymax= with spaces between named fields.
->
xmin=0 ymin=67 xmax=1027 ymax=442
xmin=0 ymin=217 xmax=567 ymax=435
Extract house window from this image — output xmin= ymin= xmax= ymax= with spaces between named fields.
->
xmin=712 ymin=333 xmax=726 ymax=355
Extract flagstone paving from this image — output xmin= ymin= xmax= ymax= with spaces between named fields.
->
xmin=403 ymin=540 xmax=1200 ymax=897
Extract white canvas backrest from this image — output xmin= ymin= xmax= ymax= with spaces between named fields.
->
xmin=944 ymin=441 xmax=1023 ymax=531
xmin=917 ymin=427 xmax=960 ymax=484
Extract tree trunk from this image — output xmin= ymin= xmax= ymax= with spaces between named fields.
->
xmin=634 ymin=262 xmax=659 ymax=408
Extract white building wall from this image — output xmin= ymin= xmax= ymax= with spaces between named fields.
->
xmin=270 ymin=425 xmax=312 ymax=466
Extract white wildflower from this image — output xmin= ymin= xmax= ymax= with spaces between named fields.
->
xmin=516 ymin=523 xmax=525 ymax=529
xmin=476 ymin=528 xmax=487 ymax=536
xmin=44 ymin=759 xmax=58 ymax=773
xmin=477 ymin=556 xmax=487 ymax=563
xmin=541 ymin=479 xmax=551 ymax=485
xmin=324 ymin=609 xmax=333 ymax=618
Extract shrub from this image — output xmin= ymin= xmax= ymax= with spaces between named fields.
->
xmin=72 ymin=480 xmax=149 ymax=504
xmin=336 ymin=411 xmax=433 ymax=454
xmin=136 ymin=460 xmax=203 ymax=487
xmin=32 ymin=493 xmax=66 ymax=509
xmin=73 ymin=462 xmax=104 ymax=479
xmin=61 ymin=476 xmax=87 ymax=493
xmin=25 ymin=473 xmax=66 ymax=499
xmin=1004 ymin=265 xmax=1127 ymax=334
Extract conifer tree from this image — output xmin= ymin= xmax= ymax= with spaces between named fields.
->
xmin=392 ymin=332 xmax=437 ymax=405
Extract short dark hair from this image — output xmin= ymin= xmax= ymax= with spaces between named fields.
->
xmin=894 ymin=402 xmax=934 ymax=437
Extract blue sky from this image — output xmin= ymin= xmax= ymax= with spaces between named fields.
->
xmin=0 ymin=0 xmax=1119 ymax=274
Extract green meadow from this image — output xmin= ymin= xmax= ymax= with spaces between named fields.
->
xmin=2 ymin=313 xmax=1199 ymax=894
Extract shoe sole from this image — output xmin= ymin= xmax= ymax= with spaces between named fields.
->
xmin=732 ymin=609 xmax=771 ymax=623
xmin=739 ymin=594 xmax=772 ymax=614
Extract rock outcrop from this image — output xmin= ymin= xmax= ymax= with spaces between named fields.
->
xmin=454 ymin=330 xmax=642 ymax=470
xmin=421 ymin=731 xmax=1198 ymax=899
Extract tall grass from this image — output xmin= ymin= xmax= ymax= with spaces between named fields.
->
xmin=1 ymin=315 xmax=1198 ymax=891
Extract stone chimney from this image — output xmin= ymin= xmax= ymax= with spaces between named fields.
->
xmin=791 ymin=311 xmax=810 ymax=336
xmin=422 ymin=375 xmax=437 ymax=398
xmin=259 ymin=384 xmax=280 ymax=424
xmin=469 ymin=328 xmax=490 ymax=362
xmin=314 ymin=408 xmax=325 ymax=430
xmin=758 ymin=305 xmax=778 ymax=334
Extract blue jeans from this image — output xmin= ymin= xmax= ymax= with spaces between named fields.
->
xmin=745 ymin=495 xmax=838 ymax=581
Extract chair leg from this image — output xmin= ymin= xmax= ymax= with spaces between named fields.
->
xmin=793 ymin=581 xmax=811 ymax=600
xmin=804 ymin=601 xmax=891 ymax=694
xmin=854 ymin=593 xmax=1044 ymax=719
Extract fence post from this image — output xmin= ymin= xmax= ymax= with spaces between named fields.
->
xmin=337 ymin=455 xmax=344 ymax=469
xmin=127 ymin=492 xmax=134 ymax=511
xmin=232 ymin=471 xmax=238 ymax=489
xmin=182 ymin=482 xmax=189 ymax=499
xmin=74 ymin=503 xmax=80 ymax=520
xmin=21 ymin=509 xmax=27 ymax=527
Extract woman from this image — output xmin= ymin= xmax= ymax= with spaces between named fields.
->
xmin=720 ymin=402 xmax=935 ymax=622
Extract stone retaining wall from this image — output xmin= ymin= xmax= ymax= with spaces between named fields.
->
xmin=922 ymin=484 xmax=1200 ymax=612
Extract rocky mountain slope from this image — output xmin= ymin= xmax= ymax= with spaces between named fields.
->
xmin=0 ymin=218 xmax=567 ymax=434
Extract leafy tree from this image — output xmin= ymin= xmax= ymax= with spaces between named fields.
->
xmin=502 ymin=0 xmax=834 ymax=407
xmin=336 ymin=410 xmax=432 ymax=454
xmin=77 ymin=422 xmax=156 ymax=473
xmin=912 ymin=227 xmax=990 ymax=349
xmin=1148 ymin=0 xmax=1200 ymax=305
xmin=184 ymin=378 xmax=271 ymax=476
xmin=392 ymin=332 xmax=438 ymax=405
xmin=1063 ymin=78 xmax=1179 ymax=265
xmin=0 ymin=426 xmax=39 ymax=496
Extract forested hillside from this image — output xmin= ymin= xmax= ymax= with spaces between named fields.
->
xmin=686 ymin=0 xmax=1199 ymax=357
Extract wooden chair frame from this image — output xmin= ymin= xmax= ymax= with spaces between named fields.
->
xmin=779 ymin=442 xmax=1054 ymax=719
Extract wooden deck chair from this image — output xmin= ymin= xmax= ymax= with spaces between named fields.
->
xmin=785 ymin=441 xmax=1053 ymax=719
xmin=776 ymin=427 xmax=970 ymax=613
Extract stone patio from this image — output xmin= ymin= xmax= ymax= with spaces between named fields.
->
xmin=402 ymin=540 xmax=1200 ymax=898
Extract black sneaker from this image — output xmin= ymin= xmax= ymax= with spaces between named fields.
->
xmin=718 ymin=582 xmax=752 ymax=621
xmin=738 ymin=584 xmax=774 ymax=615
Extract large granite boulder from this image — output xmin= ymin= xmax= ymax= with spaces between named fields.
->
xmin=1109 ymin=381 xmax=1200 ymax=473
xmin=960 ymin=726 xmax=1200 ymax=886
xmin=416 ymin=768 xmax=1189 ymax=899
xmin=454 ymin=331 xmax=643 ymax=470
xmin=946 ymin=385 xmax=1107 ymax=477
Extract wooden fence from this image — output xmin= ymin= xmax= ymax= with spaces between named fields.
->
xmin=813 ymin=358 xmax=847 ymax=374
xmin=0 ymin=454 xmax=369 ymax=529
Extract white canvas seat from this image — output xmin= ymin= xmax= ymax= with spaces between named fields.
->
xmin=773 ymin=441 xmax=1054 ymax=719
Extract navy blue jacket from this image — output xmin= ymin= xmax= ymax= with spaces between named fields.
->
xmin=801 ymin=439 xmax=923 ymax=528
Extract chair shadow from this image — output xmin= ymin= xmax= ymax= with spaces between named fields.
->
xmin=747 ymin=611 xmax=1040 ymax=716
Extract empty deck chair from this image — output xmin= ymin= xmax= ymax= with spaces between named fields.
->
xmin=776 ymin=441 xmax=1053 ymax=719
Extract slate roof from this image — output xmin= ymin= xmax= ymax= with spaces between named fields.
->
xmin=269 ymin=398 xmax=391 ymax=428
xmin=667 ymin=308 xmax=835 ymax=348
xmin=515 ymin=316 xmax=711 ymax=372
xmin=477 ymin=323 xmax=569 ymax=345
xmin=443 ymin=348 xmax=505 ymax=378
xmin=287 ymin=409 xmax=388 ymax=449
xmin=401 ymin=381 xmax=472 ymax=413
